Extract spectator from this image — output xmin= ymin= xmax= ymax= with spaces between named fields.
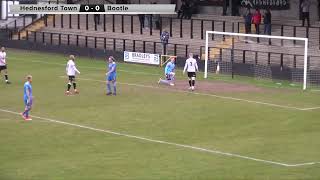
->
xmin=301 ymin=0 xmax=311 ymax=27
xmin=94 ymin=14 xmax=100 ymax=25
xmin=145 ymin=14 xmax=152 ymax=29
xmin=185 ymin=0 xmax=194 ymax=19
xmin=231 ymin=0 xmax=240 ymax=16
xmin=138 ymin=14 xmax=145 ymax=29
xmin=153 ymin=14 xmax=160 ymax=29
xmin=263 ymin=9 xmax=271 ymax=35
xmin=243 ymin=8 xmax=252 ymax=34
xmin=178 ymin=1 xmax=187 ymax=18
xmin=153 ymin=2 xmax=160 ymax=29
xmin=160 ymin=30 xmax=170 ymax=55
xmin=183 ymin=0 xmax=190 ymax=19
xmin=252 ymin=8 xmax=262 ymax=34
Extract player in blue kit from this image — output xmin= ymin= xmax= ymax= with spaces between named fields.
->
xmin=106 ymin=56 xmax=117 ymax=96
xmin=158 ymin=57 xmax=175 ymax=86
xmin=21 ymin=75 xmax=33 ymax=121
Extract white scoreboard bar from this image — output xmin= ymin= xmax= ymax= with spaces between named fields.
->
xmin=9 ymin=4 xmax=176 ymax=14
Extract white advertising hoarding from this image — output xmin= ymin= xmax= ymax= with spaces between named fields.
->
xmin=124 ymin=51 xmax=160 ymax=65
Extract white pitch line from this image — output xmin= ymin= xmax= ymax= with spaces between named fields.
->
xmin=0 ymin=108 xmax=318 ymax=167
xmin=301 ymin=107 xmax=320 ymax=111
xmin=66 ymin=76 xmax=314 ymax=111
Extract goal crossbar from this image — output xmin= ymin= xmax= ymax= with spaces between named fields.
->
xmin=204 ymin=31 xmax=309 ymax=90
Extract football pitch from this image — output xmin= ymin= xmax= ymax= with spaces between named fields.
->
xmin=1 ymin=49 xmax=320 ymax=179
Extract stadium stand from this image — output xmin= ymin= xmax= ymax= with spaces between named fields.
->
xmin=18 ymin=14 xmax=320 ymax=63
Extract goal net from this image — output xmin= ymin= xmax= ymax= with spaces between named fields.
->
xmin=203 ymin=31 xmax=317 ymax=90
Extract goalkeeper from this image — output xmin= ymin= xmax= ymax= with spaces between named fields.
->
xmin=158 ymin=57 xmax=175 ymax=86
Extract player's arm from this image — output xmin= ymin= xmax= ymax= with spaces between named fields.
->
xmin=195 ymin=60 xmax=199 ymax=72
xmin=66 ymin=64 xmax=68 ymax=74
xmin=26 ymin=87 xmax=31 ymax=104
xmin=0 ymin=58 xmax=6 ymax=65
xmin=106 ymin=66 xmax=115 ymax=76
xmin=164 ymin=63 xmax=170 ymax=74
xmin=74 ymin=65 xmax=80 ymax=74
xmin=183 ymin=61 xmax=188 ymax=74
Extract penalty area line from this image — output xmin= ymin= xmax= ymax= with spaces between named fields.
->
xmin=0 ymin=108 xmax=318 ymax=167
xmin=62 ymin=76 xmax=316 ymax=111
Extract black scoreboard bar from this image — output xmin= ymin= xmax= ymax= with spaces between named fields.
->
xmin=79 ymin=4 xmax=105 ymax=12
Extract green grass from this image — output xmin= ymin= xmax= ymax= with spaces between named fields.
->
xmin=1 ymin=49 xmax=320 ymax=179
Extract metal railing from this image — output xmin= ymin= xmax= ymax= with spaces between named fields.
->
xmin=3 ymin=15 xmax=44 ymax=32
xmin=44 ymin=14 xmax=320 ymax=49
xmin=12 ymin=30 xmax=189 ymax=57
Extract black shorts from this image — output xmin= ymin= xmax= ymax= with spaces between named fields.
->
xmin=68 ymin=76 xmax=76 ymax=82
xmin=0 ymin=65 xmax=7 ymax=71
xmin=187 ymin=72 xmax=196 ymax=78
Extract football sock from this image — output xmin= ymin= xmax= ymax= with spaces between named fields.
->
xmin=113 ymin=83 xmax=117 ymax=94
xmin=67 ymin=83 xmax=71 ymax=91
xmin=23 ymin=108 xmax=30 ymax=117
xmin=4 ymin=75 xmax=8 ymax=81
xmin=189 ymin=80 xmax=192 ymax=87
xmin=107 ymin=84 xmax=111 ymax=93
xmin=192 ymin=80 xmax=195 ymax=86
xmin=73 ymin=82 xmax=77 ymax=90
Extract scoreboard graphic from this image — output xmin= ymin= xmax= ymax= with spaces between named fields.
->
xmin=9 ymin=4 xmax=176 ymax=14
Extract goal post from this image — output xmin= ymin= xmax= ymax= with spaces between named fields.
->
xmin=204 ymin=31 xmax=309 ymax=90
xmin=160 ymin=55 xmax=177 ymax=67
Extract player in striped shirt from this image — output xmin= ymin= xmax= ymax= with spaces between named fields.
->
xmin=65 ymin=55 xmax=80 ymax=95
xmin=106 ymin=56 xmax=117 ymax=96
xmin=158 ymin=57 xmax=175 ymax=86
xmin=0 ymin=47 xmax=10 ymax=84
xmin=183 ymin=53 xmax=198 ymax=91
xmin=22 ymin=75 xmax=33 ymax=121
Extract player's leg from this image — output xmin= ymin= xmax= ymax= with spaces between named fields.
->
xmin=158 ymin=74 xmax=173 ymax=86
xmin=106 ymin=81 xmax=112 ymax=95
xmin=66 ymin=76 xmax=72 ymax=94
xmin=158 ymin=74 xmax=170 ymax=85
xmin=22 ymin=98 xmax=28 ymax=119
xmin=72 ymin=77 xmax=78 ymax=94
xmin=112 ymin=79 xmax=117 ymax=96
xmin=187 ymin=72 xmax=192 ymax=89
xmin=22 ymin=99 xmax=32 ymax=120
xmin=188 ymin=72 xmax=196 ymax=91
xmin=158 ymin=78 xmax=170 ymax=85
xmin=169 ymin=72 xmax=175 ymax=86
xmin=191 ymin=76 xmax=196 ymax=91
xmin=3 ymin=67 xmax=10 ymax=84
xmin=106 ymin=75 xmax=112 ymax=95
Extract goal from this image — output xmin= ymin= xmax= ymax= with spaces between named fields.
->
xmin=204 ymin=31 xmax=311 ymax=90
xmin=160 ymin=55 xmax=177 ymax=67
